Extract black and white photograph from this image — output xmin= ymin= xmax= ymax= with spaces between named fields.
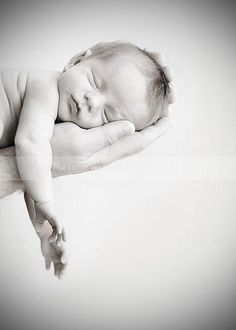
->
xmin=0 ymin=0 xmax=236 ymax=329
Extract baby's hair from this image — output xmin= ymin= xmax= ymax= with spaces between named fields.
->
xmin=65 ymin=41 xmax=174 ymax=125
xmin=140 ymin=48 xmax=173 ymax=123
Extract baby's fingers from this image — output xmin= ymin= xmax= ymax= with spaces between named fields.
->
xmin=35 ymin=220 xmax=45 ymax=232
xmin=54 ymin=261 xmax=67 ymax=279
xmin=58 ymin=267 xmax=66 ymax=279
xmin=54 ymin=224 xmax=68 ymax=245
xmin=58 ymin=260 xmax=68 ymax=279
xmin=45 ymin=258 xmax=51 ymax=270
xmin=56 ymin=233 xmax=63 ymax=246
xmin=48 ymin=216 xmax=63 ymax=235
xmin=53 ymin=263 xmax=59 ymax=277
xmin=62 ymin=225 xmax=68 ymax=242
xmin=48 ymin=226 xmax=57 ymax=243
xmin=60 ymin=247 xmax=68 ymax=265
xmin=47 ymin=216 xmax=64 ymax=243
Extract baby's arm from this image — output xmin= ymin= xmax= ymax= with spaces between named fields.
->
xmin=24 ymin=192 xmax=67 ymax=278
xmin=15 ymin=71 xmax=65 ymax=242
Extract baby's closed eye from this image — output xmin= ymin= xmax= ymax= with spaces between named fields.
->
xmin=103 ymin=109 xmax=109 ymax=123
xmin=89 ymin=71 xmax=100 ymax=90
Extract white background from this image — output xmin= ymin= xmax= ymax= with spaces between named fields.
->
xmin=0 ymin=0 xmax=236 ymax=329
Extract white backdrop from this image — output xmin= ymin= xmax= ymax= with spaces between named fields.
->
xmin=0 ymin=1 xmax=236 ymax=329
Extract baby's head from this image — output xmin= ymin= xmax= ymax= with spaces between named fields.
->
xmin=58 ymin=41 xmax=173 ymax=130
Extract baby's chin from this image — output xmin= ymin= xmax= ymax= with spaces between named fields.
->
xmin=132 ymin=121 xmax=149 ymax=131
xmin=133 ymin=115 xmax=158 ymax=131
xmin=73 ymin=117 xmax=102 ymax=129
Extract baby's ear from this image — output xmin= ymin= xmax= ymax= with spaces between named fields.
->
xmin=63 ymin=49 xmax=92 ymax=72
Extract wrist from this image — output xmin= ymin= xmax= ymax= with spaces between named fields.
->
xmin=37 ymin=221 xmax=52 ymax=239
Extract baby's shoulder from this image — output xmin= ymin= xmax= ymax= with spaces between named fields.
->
xmin=26 ymin=70 xmax=61 ymax=102
xmin=1 ymin=69 xmax=60 ymax=101
xmin=27 ymin=69 xmax=61 ymax=81
xmin=1 ymin=68 xmax=27 ymax=100
xmin=27 ymin=69 xmax=61 ymax=89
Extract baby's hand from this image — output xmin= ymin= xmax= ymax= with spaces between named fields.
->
xmin=40 ymin=235 xmax=68 ymax=279
xmin=34 ymin=201 xmax=67 ymax=245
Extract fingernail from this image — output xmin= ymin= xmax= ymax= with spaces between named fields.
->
xmin=124 ymin=122 xmax=135 ymax=134
xmin=61 ymin=256 xmax=67 ymax=263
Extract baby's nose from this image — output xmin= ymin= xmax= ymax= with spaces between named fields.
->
xmin=85 ymin=92 xmax=104 ymax=112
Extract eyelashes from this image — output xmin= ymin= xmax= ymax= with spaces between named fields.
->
xmin=90 ymin=71 xmax=99 ymax=90
xmin=103 ymin=109 xmax=109 ymax=123
xmin=89 ymin=70 xmax=108 ymax=123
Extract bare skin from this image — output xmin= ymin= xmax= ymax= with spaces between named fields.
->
xmin=0 ymin=69 xmax=28 ymax=147
xmin=1 ymin=68 xmax=68 ymax=244
xmin=0 ymin=115 xmax=172 ymax=278
xmin=0 ymin=63 xmax=173 ymax=278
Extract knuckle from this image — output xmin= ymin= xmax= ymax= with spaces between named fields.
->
xmin=121 ymin=121 xmax=135 ymax=134
xmin=86 ymin=156 xmax=104 ymax=171
xmin=89 ymin=162 xmax=103 ymax=171
xmin=106 ymin=132 xmax=116 ymax=145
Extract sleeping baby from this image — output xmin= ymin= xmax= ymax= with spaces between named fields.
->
xmin=0 ymin=40 xmax=173 ymax=277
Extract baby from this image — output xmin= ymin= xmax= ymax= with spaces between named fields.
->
xmin=0 ymin=41 xmax=173 ymax=277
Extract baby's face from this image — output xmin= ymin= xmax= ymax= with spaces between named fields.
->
xmin=58 ymin=53 xmax=152 ymax=130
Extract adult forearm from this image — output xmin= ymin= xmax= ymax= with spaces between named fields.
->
xmin=15 ymin=139 xmax=54 ymax=202
xmin=0 ymin=147 xmax=24 ymax=198
xmin=0 ymin=146 xmax=64 ymax=199
xmin=0 ymin=119 xmax=171 ymax=199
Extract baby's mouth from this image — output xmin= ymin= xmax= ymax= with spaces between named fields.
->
xmin=71 ymin=95 xmax=81 ymax=116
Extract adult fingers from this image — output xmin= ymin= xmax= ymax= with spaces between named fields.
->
xmin=87 ymin=133 xmax=146 ymax=170
xmin=75 ymin=121 xmax=135 ymax=156
xmin=139 ymin=113 xmax=173 ymax=145
xmin=87 ymin=116 xmax=172 ymax=170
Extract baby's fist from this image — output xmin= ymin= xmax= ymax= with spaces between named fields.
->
xmin=35 ymin=201 xmax=67 ymax=245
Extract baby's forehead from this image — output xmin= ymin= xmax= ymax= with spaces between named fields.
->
xmin=95 ymin=54 xmax=146 ymax=88
xmin=104 ymin=52 xmax=142 ymax=72
xmin=110 ymin=59 xmax=146 ymax=96
xmin=90 ymin=51 xmax=140 ymax=72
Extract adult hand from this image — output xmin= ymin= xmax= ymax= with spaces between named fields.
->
xmin=51 ymin=109 xmax=173 ymax=176
xmin=86 ymin=109 xmax=173 ymax=170
xmin=0 ymin=108 xmax=172 ymax=199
